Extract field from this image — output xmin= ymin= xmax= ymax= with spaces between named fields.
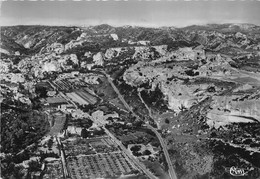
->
xmin=36 ymin=81 xmax=54 ymax=91
xmin=45 ymin=96 xmax=68 ymax=105
xmin=66 ymin=89 xmax=97 ymax=106
xmin=49 ymin=112 xmax=67 ymax=136
xmin=43 ymin=161 xmax=64 ymax=179
xmin=115 ymin=130 xmax=159 ymax=146
xmin=67 ymin=118 xmax=93 ymax=128
xmin=89 ymin=137 xmax=118 ymax=153
xmin=74 ymin=89 xmax=97 ymax=104
xmin=52 ymin=79 xmax=74 ymax=91
xmin=63 ymin=140 xmax=95 ymax=156
xmin=67 ymin=152 xmax=140 ymax=179
xmin=90 ymin=76 xmax=118 ymax=100
xmin=63 ymin=137 xmax=119 ymax=156
xmin=142 ymin=160 xmax=169 ymax=179
xmin=66 ymin=92 xmax=89 ymax=105
xmin=118 ymin=131 xmax=148 ymax=142
xmin=51 ymin=78 xmax=89 ymax=91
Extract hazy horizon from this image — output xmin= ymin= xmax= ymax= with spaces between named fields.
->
xmin=1 ymin=22 xmax=260 ymax=29
xmin=1 ymin=1 xmax=260 ymax=27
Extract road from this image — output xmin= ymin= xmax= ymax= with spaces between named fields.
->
xmin=88 ymin=114 xmax=158 ymax=179
xmin=137 ymin=90 xmax=178 ymax=179
xmin=145 ymin=124 xmax=177 ymax=179
xmin=104 ymin=73 xmax=134 ymax=113
xmin=55 ymin=78 xmax=157 ymax=179
xmin=101 ymin=72 xmax=139 ymax=119
xmin=137 ymin=89 xmax=153 ymax=118
xmin=56 ymin=137 xmax=70 ymax=178
xmin=102 ymin=71 xmax=177 ymax=179
xmin=103 ymin=127 xmax=158 ymax=179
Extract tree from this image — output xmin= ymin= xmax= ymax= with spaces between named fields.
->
xmin=28 ymin=160 xmax=41 ymax=172
xmin=83 ymin=119 xmax=93 ymax=129
xmin=35 ymin=86 xmax=47 ymax=98
xmin=165 ymin=118 xmax=170 ymax=124
xmin=143 ymin=150 xmax=152 ymax=155
xmin=47 ymin=137 xmax=54 ymax=150
xmin=1 ymin=155 xmax=15 ymax=178
xmin=81 ymin=128 xmax=88 ymax=138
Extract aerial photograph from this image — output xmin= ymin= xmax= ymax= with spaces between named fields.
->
xmin=0 ymin=0 xmax=260 ymax=179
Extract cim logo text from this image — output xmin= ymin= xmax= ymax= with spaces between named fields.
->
xmin=230 ymin=166 xmax=247 ymax=176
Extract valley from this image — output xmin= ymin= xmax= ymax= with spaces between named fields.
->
xmin=1 ymin=23 xmax=260 ymax=179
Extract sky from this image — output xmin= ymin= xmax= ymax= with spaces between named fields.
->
xmin=1 ymin=0 xmax=260 ymax=27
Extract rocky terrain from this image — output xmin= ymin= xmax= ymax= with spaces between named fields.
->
xmin=1 ymin=23 xmax=260 ymax=179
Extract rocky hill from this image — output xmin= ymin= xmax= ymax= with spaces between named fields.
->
xmin=2 ymin=23 xmax=259 ymax=56
xmin=1 ymin=23 xmax=260 ymax=179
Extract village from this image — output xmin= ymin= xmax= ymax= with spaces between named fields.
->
xmin=0 ymin=66 xmax=168 ymax=179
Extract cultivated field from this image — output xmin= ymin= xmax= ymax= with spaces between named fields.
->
xmin=66 ymin=92 xmax=89 ymax=105
xmin=66 ymin=89 xmax=97 ymax=106
xmin=74 ymin=89 xmax=97 ymax=105
xmin=46 ymin=96 xmax=68 ymax=105
xmin=49 ymin=113 xmax=67 ymax=136
xmin=51 ymin=78 xmax=89 ymax=91
xmin=63 ymin=137 xmax=119 ymax=156
xmin=43 ymin=161 xmax=64 ymax=179
xmin=67 ymin=152 xmax=139 ymax=179
xmin=53 ymin=79 xmax=74 ymax=91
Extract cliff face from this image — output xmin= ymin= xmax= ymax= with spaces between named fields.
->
xmin=206 ymin=92 xmax=260 ymax=128
xmin=123 ymin=63 xmax=200 ymax=113
xmin=123 ymin=46 xmax=260 ymax=127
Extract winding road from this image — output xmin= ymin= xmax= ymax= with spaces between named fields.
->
xmin=53 ymin=77 xmax=157 ymax=179
xmin=145 ymin=124 xmax=177 ymax=179
xmin=101 ymin=71 xmax=178 ymax=179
